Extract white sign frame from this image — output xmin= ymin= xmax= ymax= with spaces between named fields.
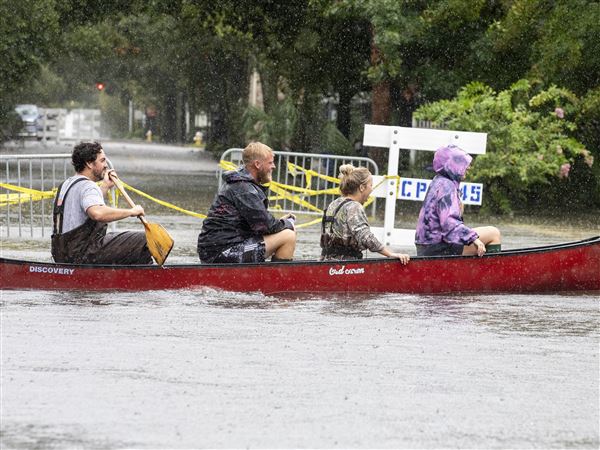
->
xmin=362 ymin=124 xmax=487 ymax=247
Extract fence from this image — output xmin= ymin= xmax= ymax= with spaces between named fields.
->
xmin=219 ymin=148 xmax=379 ymax=217
xmin=1 ymin=154 xmax=72 ymax=239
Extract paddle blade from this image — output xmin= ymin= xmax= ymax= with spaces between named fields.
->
xmin=143 ymin=222 xmax=174 ymax=265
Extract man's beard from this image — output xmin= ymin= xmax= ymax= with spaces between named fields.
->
xmin=257 ymin=169 xmax=272 ymax=184
xmin=92 ymin=167 xmax=105 ymax=181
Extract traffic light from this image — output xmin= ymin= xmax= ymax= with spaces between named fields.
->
xmin=95 ymin=82 xmax=105 ymax=91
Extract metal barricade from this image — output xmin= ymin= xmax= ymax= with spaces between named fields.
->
xmin=219 ymin=148 xmax=379 ymax=216
xmin=1 ymin=154 xmax=71 ymax=239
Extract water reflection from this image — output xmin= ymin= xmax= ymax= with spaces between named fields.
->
xmin=4 ymin=289 xmax=598 ymax=339
xmin=1 ymin=423 xmax=133 ymax=449
xmin=417 ymin=294 xmax=600 ymax=338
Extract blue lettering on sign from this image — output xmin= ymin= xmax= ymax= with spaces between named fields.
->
xmin=396 ymin=178 xmax=482 ymax=204
xmin=401 ymin=179 xmax=412 ymax=198
xmin=470 ymin=185 xmax=481 ymax=203
xmin=416 ymin=182 xmax=427 ymax=199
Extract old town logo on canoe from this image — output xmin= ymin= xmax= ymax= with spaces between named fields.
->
xmin=328 ymin=265 xmax=365 ymax=276
xmin=29 ymin=265 xmax=75 ymax=275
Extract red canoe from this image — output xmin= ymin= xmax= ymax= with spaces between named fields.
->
xmin=1 ymin=237 xmax=599 ymax=294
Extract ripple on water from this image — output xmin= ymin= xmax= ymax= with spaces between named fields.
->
xmin=1 ymin=287 xmax=598 ymax=448
xmin=3 ymin=289 xmax=599 ymax=340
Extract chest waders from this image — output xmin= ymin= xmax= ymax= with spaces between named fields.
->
xmin=51 ymin=179 xmax=153 ymax=265
xmin=51 ymin=178 xmax=108 ymax=264
xmin=320 ymin=198 xmax=363 ymax=260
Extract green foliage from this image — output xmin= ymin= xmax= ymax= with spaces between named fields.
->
xmin=490 ymin=0 xmax=600 ymax=96
xmin=320 ymin=121 xmax=353 ymax=155
xmin=0 ymin=110 xmax=23 ymax=141
xmin=2 ymin=0 xmax=598 ymax=191
xmin=0 ymin=0 xmax=60 ymax=93
xmin=575 ymin=87 xmax=600 ymax=175
xmin=99 ymin=92 xmax=128 ymax=138
xmin=337 ymin=0 xmax=599 ymax=132
xmin=19 ymin=65 xmax=68 ymax=106
xmin=0 ymin=0 xmax=60 ymax=134
xmin=242 ymin=96 xmax=352 ymax=155
xmin=414 ymin=80 xmax=592 ymax=212
xmin=356 ymin=0 xmax=506 ymax=100
xmin=242 ymin=97 xmax=298 ymax=151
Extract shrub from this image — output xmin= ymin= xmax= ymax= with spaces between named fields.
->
xmin=414 ymin=80 xmax=594 ymax=213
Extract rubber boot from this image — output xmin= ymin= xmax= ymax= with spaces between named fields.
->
xmin=271 ymin=255 xmax=293 ymax=262
xmin=486 ymin=244 xmax=501 ymax=253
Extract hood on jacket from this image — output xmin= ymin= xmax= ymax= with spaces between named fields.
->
xmin=432 ymin=145 xmax=472 ymax=182
xmin=222 ymin=167 xmax=255 ymax=184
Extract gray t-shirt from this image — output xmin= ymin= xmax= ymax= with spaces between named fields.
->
xmin=58 ymin=175 xmax=105 ymax=233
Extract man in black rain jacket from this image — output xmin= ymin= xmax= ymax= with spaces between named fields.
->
xmin=197 ymin=142 xmax=296 ymax=263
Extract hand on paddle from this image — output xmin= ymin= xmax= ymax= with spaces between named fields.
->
xmin=107 ymin=170 xmax=175 ymax=265
xmin=103 ymin=169 xmax=116 ymax=188
xmin=107 ymin=170 xmax=145 ymax=217
xmin=128 ymin=205 xmax=145 ymax=217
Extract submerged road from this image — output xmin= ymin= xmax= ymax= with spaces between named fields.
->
xmin=2 ymin=139 xmax=220 ymax=175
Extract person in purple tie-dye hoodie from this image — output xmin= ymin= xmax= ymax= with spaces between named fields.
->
xmin=415 ymin=145 xmax=501 ymax=257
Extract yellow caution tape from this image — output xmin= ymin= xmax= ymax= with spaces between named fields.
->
xmin=113 ymin=180 xmax=207 ymax=219
xmin=287 ymin=161 xmax=340 ymax=184
xmin=0 ymin=181 xmax=207 ymax=220
xmin=0 ymin=183 xmax=57 ymax=206
xmin=268 ymin=182 xmax=323 ymax=213
xmin=220 ymin=160 xmax=238 ymax=171
xmin=218 ymin=159 xmax=386 ymax=227
xmin=2 ymin=162 xmax=385 ymax=229
xmin=295 ymin=217 xmax=323 ymax=229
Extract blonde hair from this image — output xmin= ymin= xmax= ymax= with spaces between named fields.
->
xmin=338 ymin=164 xmax=371 ymax=195
xmin=243 ymin=142 xmax=273 ymax=165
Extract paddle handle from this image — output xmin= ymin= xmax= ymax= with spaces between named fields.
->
xmin=108 ymin=173 xmax=148 ymax=225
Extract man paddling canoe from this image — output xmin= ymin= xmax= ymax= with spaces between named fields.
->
xmin=51 ymin=141 xmax=153 ymax=265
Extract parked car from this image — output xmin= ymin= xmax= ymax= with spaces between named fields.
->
xmin=15 ymin=104 xmax=40 ymax=138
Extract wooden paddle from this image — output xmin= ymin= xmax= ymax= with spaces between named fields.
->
xmin=108 ymin=173 xmax=174 ymax=265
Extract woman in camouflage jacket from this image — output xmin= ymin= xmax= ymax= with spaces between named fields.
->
xmin=320 ymin=164 xmax=409 ymax=264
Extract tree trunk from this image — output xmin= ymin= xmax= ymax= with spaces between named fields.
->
xmin=257 ymin=61 xmax=278 ymax=115
xmin=161 ymin=88 xmax=177 ymax=143
xmin=293 ymin=91 xmax=321 ymax=153
xmin=372 ymin=80 xmax=391 ymax=125
xmin=369 ymin=28 xmax=391 ymax=167
xmin=337 ymin=89 xmax=352 ymax=138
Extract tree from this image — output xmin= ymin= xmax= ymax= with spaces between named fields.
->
xmin=0 ymin=0 xmax=59 ymax=138
xmin=414 ymin=80 xmax=596 ymax=212
xmin=480 ymin=0 xmax=600 ymax=96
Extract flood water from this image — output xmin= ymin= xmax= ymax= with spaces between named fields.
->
xmin=1 ymin=144 xmax=599 ymax=448
xmin=1 ymin=284 xmax=598 ymax=448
